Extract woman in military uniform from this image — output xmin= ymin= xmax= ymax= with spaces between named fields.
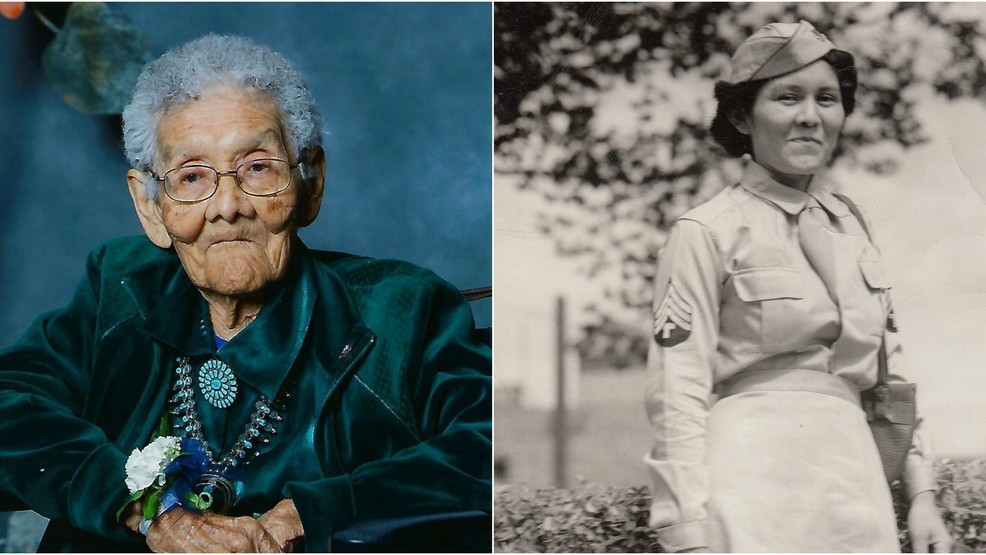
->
xmin=644 ymin=21 xmax=951 ymax=552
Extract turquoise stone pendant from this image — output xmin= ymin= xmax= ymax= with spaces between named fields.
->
xmin=198 ymin=359 xmax=238 ymax=408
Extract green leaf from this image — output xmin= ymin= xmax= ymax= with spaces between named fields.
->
xmin=41 ymin=2 xmax=153 ymax=114
xmin=142 ymin=489 xmax=161 ymax=520
xmin=157 ymin=415 xmax=170 ymax=438
xmin=115 ymin=489 xmax=143 ymax=522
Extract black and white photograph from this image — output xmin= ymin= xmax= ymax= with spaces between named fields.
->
xmin=495 ymin=3 xmax=986 ymax=552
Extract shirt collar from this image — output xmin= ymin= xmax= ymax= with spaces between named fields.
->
xmin=739 ymin=161 xmax=850 ymax=217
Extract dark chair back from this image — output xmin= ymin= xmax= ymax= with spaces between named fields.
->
xmin=330 ymin=510 xmax=492 ymax=553
xmin=461 ymin=286 xmax=492 ymax=347
xmin=330 ymin=285 xmax=493 ymax=552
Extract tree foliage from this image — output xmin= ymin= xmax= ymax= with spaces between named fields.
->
xmin=495 ymin=2 xmax=986 ymax=363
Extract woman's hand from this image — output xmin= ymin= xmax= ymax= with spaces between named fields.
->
xmin=257 ymin=499 xmax=305 ymax=552
xmin=908 ymin=490 xmax=954 ymax=553
xmin=121 ymin=501 xmax=144 ymax=535
xmin=145 ymin=507 xmax=282 ymax=553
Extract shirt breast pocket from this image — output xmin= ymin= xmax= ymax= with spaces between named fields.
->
xmin=858 ymin=258 xmax=888 ymax=290
xmin=732 ymin=267 xmax=806 ymax=352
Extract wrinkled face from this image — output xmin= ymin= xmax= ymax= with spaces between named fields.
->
xmin=147 ymin=86 xmax=302 ymax=298
xmin=737 ymin=60 xmax=846 ymax=186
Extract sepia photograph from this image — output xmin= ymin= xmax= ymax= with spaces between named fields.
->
xmin=0 ymin=2 xmax=491 ymax=552
xmin=495 ymin=3 xmax=986 ymax=552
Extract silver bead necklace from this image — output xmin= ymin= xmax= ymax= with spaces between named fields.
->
xmin=168 ymin=356 xmax=294 ymax=513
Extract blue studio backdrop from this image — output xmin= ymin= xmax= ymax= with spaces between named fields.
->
xmin=0 ymin=2 xmax=492 ymax=354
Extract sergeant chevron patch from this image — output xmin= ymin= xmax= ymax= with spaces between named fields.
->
xmin=653 ymin=283 xmax=692 ymax=347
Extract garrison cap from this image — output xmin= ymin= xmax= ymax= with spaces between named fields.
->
xmin=726 ymin=20 xmax=839 ymax=84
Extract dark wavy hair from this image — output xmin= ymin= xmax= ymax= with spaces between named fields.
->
xmin=709 ymin=50 xmax=857 ymax=158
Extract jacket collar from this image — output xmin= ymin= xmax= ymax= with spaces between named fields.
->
xmin=216 ymin=251 xmax=315 ymax=399
xmin=739 ymin=160 xmax=850 ymax=217
xmin=131 ymin=265 xmax=213 ymax=357
xmin=124 ymin=242 xmax=368 ymax=400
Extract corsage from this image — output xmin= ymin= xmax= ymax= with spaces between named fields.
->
xmin=116 ymin=435 xmax=217 ymax=532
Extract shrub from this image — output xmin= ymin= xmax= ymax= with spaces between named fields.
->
xmin=495 ymin=483 xmax=659 ymax=552
xmin=496 ymin=459 xmax=986 ymax=552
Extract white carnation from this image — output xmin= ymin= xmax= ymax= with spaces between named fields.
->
xmin=124 ymin=436 xmax=180 ymax=494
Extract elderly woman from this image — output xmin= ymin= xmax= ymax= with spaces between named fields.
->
xmin=0 ymin=34 xmax=490 ymax=552
xmin=644 ymin=21 xmax=951 ymax=552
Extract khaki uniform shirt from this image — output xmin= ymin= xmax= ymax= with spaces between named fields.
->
xmin=644 ymin=162 xmax=936 ymax=551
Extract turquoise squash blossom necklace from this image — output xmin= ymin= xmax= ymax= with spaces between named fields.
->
xmin=169 ymin=356 xmax=295 ymax=514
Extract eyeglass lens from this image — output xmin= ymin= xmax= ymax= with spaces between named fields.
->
xmin=165 ymin=158 xmax=292 ymax=201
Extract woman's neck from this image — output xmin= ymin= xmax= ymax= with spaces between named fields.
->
xmin=202 ymin=290 xmax=264 ymax=340
xmin=752 ymin=159 xmax=813 ymax=191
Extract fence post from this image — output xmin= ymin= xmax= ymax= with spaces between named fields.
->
xmin=554 ymin=295 xmax=568 ymax=488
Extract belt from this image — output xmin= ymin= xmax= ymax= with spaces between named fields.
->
xmin=715 ymin=368 xmax=861 ymax=408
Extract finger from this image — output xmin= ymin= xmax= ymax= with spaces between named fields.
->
xmin=912 ymin=534 xmax=929 ymax=553
xmin=148 ymin=510 xmax=282 ymax=552
xmin=258 ymin=517 xmax=292 ymax=548
xmin=930 ymin=537 xmax=953 ymax=553
xmin=257 ymin=499 xmax=302 ymax=549
xmin=206 ymin=514 xmax=281 ymax=552
xmin=199 ymin=516 xmax=256 ymax=552
xmin=151 ymin=509 xmax=233 ymax=553
xmin=249 ymin=519 xmax=285 ymax=553
xmin=257 ymin=529 xmax=284 ymax=553
xmin=121 ymin=502 xmax=144 ymax=534
xmin=123 ymin=512 xmax=143 ymax=535
xmin=145 ymin=509 xmax=179 ymax=550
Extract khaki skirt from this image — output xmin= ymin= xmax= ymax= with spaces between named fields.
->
xmin=706 ymin=389 xmax=900 ymax=552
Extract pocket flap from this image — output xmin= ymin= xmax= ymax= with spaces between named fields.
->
xmin=859 ymin=259 xmax=889 ymax=289
xmin=863 ymin=383 xmax=916 ymax=424
xmin=732 ymin=267 xmax=804 ymax=302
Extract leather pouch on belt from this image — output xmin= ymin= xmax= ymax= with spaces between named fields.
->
xmin=861 ymin=382 xmax=916 ymax=482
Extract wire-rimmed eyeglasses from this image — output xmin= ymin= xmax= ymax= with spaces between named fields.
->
xmin=150 ymin=158 xmax=300 ymax=203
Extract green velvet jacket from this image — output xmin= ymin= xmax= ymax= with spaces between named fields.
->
xmin=0 ymin=236 xmax=492 ymax=552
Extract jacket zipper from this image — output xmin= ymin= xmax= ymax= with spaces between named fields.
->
xmin=314 ymin=329 xmax=376 ymax=475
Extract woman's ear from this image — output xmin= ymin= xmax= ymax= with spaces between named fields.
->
xmin=727 ymin=108 xmax=751 ymax=135
xmin=127 ymin=170 xmax=173 ymax=249
xmin=296 ymin=146 xmax=325 ymax=228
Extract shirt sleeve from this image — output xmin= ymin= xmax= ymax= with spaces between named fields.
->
xmin=283 ymin=276 xmax=491 ymax=551
xmin=859 ymin=203 xmax=938 ymax=501
xmin=882 ymin=293 xmax=938 ymax=500
xmin=643 ymin=219 xmax=723 ymax=552
xmin=0 ymin=247 xmax=136 ymax=543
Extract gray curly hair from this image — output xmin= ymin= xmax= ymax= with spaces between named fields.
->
xmin=122 ymin=34 xmax=322 ymax=198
